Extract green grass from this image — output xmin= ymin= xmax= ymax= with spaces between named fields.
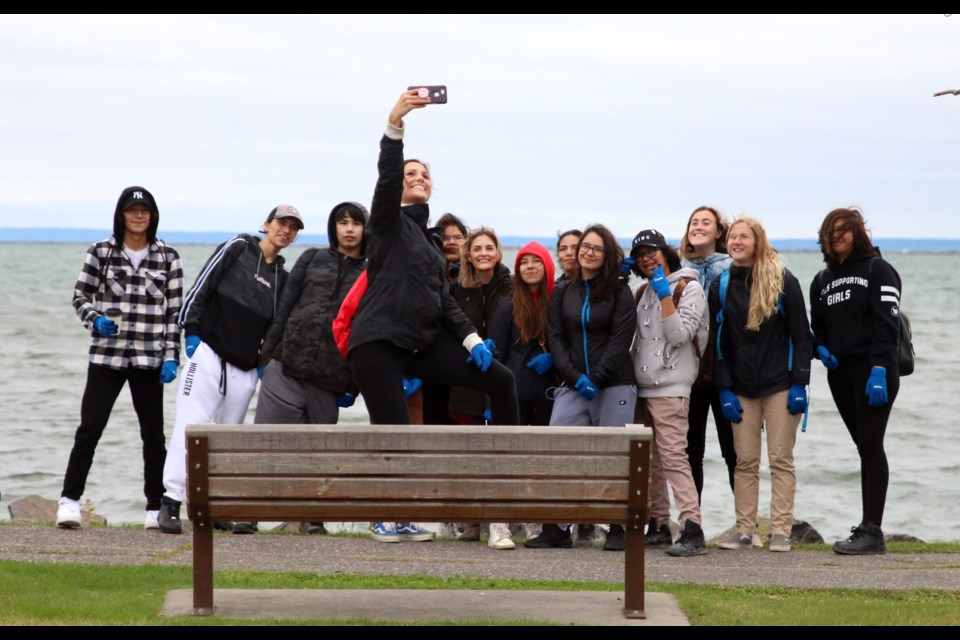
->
xmin=1 ymin=560 xmax=957 ymax=626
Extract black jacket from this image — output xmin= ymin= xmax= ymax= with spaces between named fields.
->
xmin=548 ymin=277 xmax=637 ymax=389
xmin=447 ymin=262 xmax=513 ymax=415
xmin=348 ymin=135 xmax=475 ymax=354
xmin=180 ymin=234 xmax=287 ymax=371
xmin=709 ymin=265 xmax=811 ymax=397
xmin=810 ymin=253 xmax=902 ymax=370
xmin=489 ymin=297 xmax=557 ymax=403
xmin=259 ymin=203 xmax=368 ymax=394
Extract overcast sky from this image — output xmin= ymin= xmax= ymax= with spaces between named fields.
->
xmin=1 ymin=14 xmax=957 ymax=240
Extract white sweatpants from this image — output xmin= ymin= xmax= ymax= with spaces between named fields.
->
xmin=162 ymin=342 xmax=258 ymax=502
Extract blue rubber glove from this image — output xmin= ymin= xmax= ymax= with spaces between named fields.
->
xmin=816 ymin=345 xmax=839 ymax=370
xmin=483 ymin=408 xmax=492 ymax=423
xmin=467 ymin=342 xmax=493 ymax=373
xmin=185 ymin=335 xmax=201 ymax=359
xmin=93 ymin=315 xmax=118 ymax=337
xmin=619 ymin=257 xmax=636 ymax=277
xmin=483 ymin=338 xmax=496 ymax=352
xmin=526 ymin=352 xmax=554 ymax=376
xmin=650 ymin=265 xmax=671 ymax=300
xmin=159 ymin=360 xmax=178 ymax=384
xmin=337 ymin=393 xmax=357 ymax=408
xmin=718 ymin=388 xmax=743 ymax=423
xmin=865 ymin=366 xmax=888 ymax=407
xmin=257 ymin=365 xmax=266 ymax=380
xmin=402 ymin=377 xmax=423 ymax=398
xmin=574 ymin=374 xmax=598 ymax=400
xmin=786 ymin=384 xmax=807 ymax=415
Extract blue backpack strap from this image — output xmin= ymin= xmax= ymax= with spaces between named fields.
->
xmin=775 ymin=290 xmax=794 ymax=372
xmin=715 ymin=268 xmax=730 ymax=360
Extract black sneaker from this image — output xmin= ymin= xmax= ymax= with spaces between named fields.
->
xmin=299 ymin=522 xmax=328 ymax=535
xmin=644 ymin=518 xmax=673 ymax=546
xmin=666 ymin=520 xmax=707 ymax=557
xmin=213 ymin=521 xmax=234 ymax=532
xmin=232 ymin=522 xmax=259 ymax=535
xmin=603 ymin=525 xmax=625 ymax=551
xmin=833 ymin=522 xmax=886 ymax=555
xmin=157 ymin=497 xmax=182 ymax=535
xmin=523 ymin=524 xmax=573 ymax=549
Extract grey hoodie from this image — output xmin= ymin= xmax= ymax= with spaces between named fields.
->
xmin=630 ymin=267 xmax=709 ymax=398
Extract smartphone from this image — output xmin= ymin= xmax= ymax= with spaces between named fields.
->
xmin=408 ymin=85 xmax=448 ymax=104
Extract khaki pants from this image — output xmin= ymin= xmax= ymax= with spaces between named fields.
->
xmin=636 ymin=397 xmax=702 ymax=528
xmin=732 ymin=390 xmax=800 ymax=537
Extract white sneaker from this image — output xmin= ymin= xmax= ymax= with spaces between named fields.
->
xmin=56 ymin=497 xmax=82 ymax=529
xmin=487 ymin=522 xmax=516 ymax=550
xmin=144 ymin=510 xmax=160 ymax=530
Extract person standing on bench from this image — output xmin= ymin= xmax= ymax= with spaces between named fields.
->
xmin=157 ymin=205 xmax=299 ymax=535
xmin=347 ymin=89 xmax=520 ymax=543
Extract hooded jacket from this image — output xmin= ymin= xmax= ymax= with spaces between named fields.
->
xmin=347 ymin=132 xmax=477 ymax=354
xmin=179 ymin=234 xmax=288 ymax=371
xmin=548 ymin=273 xmax=637 ymax=389
xmin=709 ymin=265 xmax=811 ymax=397
xmin=489 ymin=242 xmax=558 ymax=403
xmin=630 ymin=267 xmax=708 ymax=398
xmin=259 ymin=202 xmax=368 ymax=393
xmin=682 ymin=252 xmax=732 ymax=293
xmin=72 ymin=186 xmax=182 ymax=369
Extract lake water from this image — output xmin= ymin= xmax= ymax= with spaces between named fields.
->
xmin=1 ymin=242 xmax=957 ymax=542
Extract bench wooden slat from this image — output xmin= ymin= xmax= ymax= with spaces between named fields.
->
xmin=208 ymin=452 xmax=629 ymax=477
xmin=206 ymin=499 xmax=630 ymax=523
xmin=188 ymin=424 xmax=647 ymax=453
xmin=207 ymin=477 xmax=627 ymax=501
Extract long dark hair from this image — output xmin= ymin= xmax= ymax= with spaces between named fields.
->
xmin=578 ymin=224 xmax=624 ymax=301
xmin=817 ymin=207 xmax=878 ymax=270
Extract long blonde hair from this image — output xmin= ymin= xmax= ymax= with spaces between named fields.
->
xmin=730 ymin=217 xmax=783 ymax=331
xmin=458 ymin=227 xmax=503 ymax=288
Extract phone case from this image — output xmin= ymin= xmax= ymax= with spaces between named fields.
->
xmin=408 ymin=85 xmax=447 ymax=104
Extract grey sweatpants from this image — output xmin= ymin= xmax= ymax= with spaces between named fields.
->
xmin=253 ymin=359 xmax=340 ymax=425
xmin=548 ymin=385 xmax=637 ymax=427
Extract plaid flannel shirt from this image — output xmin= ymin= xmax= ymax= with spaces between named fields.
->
xmin=72 ymin=237 xmax=183 ymax=369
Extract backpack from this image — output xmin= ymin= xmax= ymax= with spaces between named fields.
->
xmin=715 ymin=268 xmax=794 ymax=371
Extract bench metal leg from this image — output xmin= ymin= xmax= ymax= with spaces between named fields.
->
xmin=193 ymin=520 xmax=214 ymax=615
xmin=623 ymin=522 xmax=646 ymax=618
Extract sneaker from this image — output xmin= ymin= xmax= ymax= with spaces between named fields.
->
xmin=213 ymin=521 xmax=234 ymax=532
xmin=603 ymin=524 xmax=626 ymax=551
xmin=457 ymin=522 xmax=481 ymax=542
xmin=769 ymin=533 xmax=791 ymax=552
xmin=523 ymin=523 xmax=573 ymax=549
xmin=752 ymin=529 xmax=764 ymax=549
xmin=56 ymin=497 xmax=82 ymax=529
xmin=157 ymin=497 xmax=182 ymax=534
xmin=232 ymin=522 xmax=259 ymax=535
xmin=487 ymin=523 xmax=515 ymax=550
xmin=717 ymin=529 xmax=752 ymax=550
xmin=666 ymin=520 xmax=708 ymax=557
xmin=299 ymin=522 xmax=328 ymax=535
xmin=371 ymin=522 xmax=399 ymax=543
xmin=396 ymin=522 xmax=434 ymax=542
xmin=644 ymin=518 xmax=673 ymax=546
xmin=833 ymin=522 xmax=886 ymax=556
xmin=524 ymin=523 xmax=542 ymax=540
xmin=144 ymin=510 xmax=160 ymax=530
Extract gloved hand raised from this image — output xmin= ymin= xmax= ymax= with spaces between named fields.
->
xmin=402 ymin=378 xmax=423 ymax=398
xmin=467 ymin=342 xmax=493 ymax=373
xmin=786 ymin=384 xmax=807 ymax=415
xmin=619 ymin=257 xmax=636 ymax=277
xmin=185 ymin=335 xmax=202 ymax=359
xmin=574 ymin=374 xmax=598 ymax=400
xmin=865 ymin=366 xmax=888 ymax=407
xmin=159 ymin=361 xmax=178 ymax=384
xmin=650 ymin=265 xmax=671 ymax=300
xmin=718 ymin=388 xmax=743 ymax=423
xmin=93 ymin=315 xmax=118 ymax=338
xmin=337 ymin=393 xmax=357 ymax=408
xmin=526 ymin=352 xmax=554 ymax=375
xmin=816 ymin=345 xmax=839 ymax=370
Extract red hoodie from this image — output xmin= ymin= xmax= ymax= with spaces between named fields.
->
xmin=514 ymin=241 xmax=555 ymax=299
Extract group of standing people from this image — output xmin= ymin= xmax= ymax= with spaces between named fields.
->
xmin=55 ymin=89 xmax=903 ymax=558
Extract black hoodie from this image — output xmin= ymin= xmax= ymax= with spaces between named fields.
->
xmin=113 ymin=186 xmax=160 ymax=248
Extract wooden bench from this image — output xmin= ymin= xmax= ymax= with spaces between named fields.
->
xmin=185 ymin=423 xmax=652 ymax=618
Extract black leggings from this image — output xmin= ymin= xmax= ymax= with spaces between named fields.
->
xmin=686 ymin=386 xmax=736 ymax=502
xmin=62 ymin=363 xmax=166 ymax=510
xmin=827 ymin=361 xmax=900 ymax=527
xmin=350 ymin=336 xmax=519 ymax=425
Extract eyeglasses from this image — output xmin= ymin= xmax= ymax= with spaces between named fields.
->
xmin=634 ymin=248 xmax=659 ymax=260
xmin=579 ymin=242 xmax=605 ymax=256
xmin=442 ymin=234 xmax=465 ymax=242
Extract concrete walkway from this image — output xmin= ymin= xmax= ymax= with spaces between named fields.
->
xmin=2 ymin=524 xmax=958 ymax=624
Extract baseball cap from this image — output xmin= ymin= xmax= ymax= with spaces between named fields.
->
xmin=631 ymin=229 xmax=668 ymax=256
xmin=267 ymin=204 xmax=304 ymax=230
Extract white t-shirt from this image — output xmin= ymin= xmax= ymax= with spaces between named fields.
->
xmin=124 ymin=246 xmax=149 ymax=272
